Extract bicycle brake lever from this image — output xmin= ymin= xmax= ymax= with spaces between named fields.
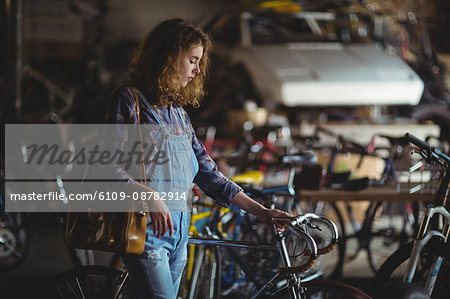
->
xmin=306 ymin=221 xmax=322 ymax=231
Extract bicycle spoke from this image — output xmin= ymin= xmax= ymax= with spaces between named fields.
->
xmin=43 ymin=266 xmax=135 ymax=299
xmin=74 ymin=277 xmax=87 ymax=299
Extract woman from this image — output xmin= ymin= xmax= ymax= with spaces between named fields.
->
xmin=106 ymin=18 xmax=291 ymax=299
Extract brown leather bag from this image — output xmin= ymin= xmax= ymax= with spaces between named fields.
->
xmin=65 ymin=210 xmax=147 ymax=254
xmin=65 ymin=89 xmax=148 ymax=255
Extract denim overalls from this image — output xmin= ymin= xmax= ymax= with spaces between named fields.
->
xmin=124 ymin=101 xmax=199 ymax=299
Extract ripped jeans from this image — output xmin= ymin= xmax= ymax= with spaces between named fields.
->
xmin=123 ymin=211 xmax=190 ymax=299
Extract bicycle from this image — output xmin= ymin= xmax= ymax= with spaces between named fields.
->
xmin=188 ymin=213 xmax=361 ymax=299
xmin=372 ymin=132 xmax=450 ymax=298
xmin=341 ymin=133 xmax=419 ymax=273
xmin=296 ymin=128 xmax=420 ymax=275
xmin=41 ymin=213 xmax=372 ymax=299
xmin=0 ymin=163 xmax=31 ymax=272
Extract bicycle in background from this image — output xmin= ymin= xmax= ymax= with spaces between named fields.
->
xmin=296 ymin=128 xmax=421 ymax=275
xmin=372 ymin=133 xmax=450 ymax=298
xmin=0 ymin=163 xmax=31 ymax=272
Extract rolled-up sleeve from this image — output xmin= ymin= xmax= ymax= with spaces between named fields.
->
xmin=192 ymin=133 xmax=242 ymax=207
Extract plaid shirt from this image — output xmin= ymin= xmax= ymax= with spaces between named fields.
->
xmin=105 ymin=86 xmax=241 ymax=207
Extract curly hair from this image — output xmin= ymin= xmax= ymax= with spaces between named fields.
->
xmin=128 ymin=18 xmax=212 ymax=107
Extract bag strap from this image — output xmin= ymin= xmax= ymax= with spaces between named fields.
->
xmin=132 ymin=89 xmax=147 ymax=185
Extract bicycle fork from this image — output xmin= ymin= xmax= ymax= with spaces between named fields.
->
xmin=404 ymin=206 xmax=450 ymax=295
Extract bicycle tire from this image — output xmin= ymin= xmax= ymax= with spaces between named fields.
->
xmin=263 ymin=279 xmax=372 ymax=299
xmin=372 ymin=238 xmax=450 ymax=298
xmin=41 ymin=265 xmax=136 ymax=299
xmin=0 ymin=212 xmax=31 ymax=271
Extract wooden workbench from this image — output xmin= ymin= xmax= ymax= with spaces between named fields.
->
xmin=298 ymin=185 xmax=435 ymax=202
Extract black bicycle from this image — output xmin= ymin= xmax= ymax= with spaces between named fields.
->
xmin=41 ymin=213 xmax=371 ymax=299
xmin=372 ymin=133 xmax=450 ymax=298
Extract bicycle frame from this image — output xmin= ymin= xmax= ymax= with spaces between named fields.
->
xmin=403 ymin=187 xmax=450 ymax=289
xmin=188 ymin=234 xmax=310 ymax=299
xmin=400 ymin=133 xmax=450 ymax=294
xmin=187 ymin=213 xmax=339 ymax=299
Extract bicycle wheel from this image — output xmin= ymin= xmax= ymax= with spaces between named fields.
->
xmin=188 ymin=245 xmax=222 ymax=299
xmin=41 ymin=265 xmax=136 ymax=299
xmin=365 ymin=201 xmax=416 ymax=273
xmin=0 ymin=212 xmax=31 ymax=271
xmin=372 ymin=238 xmax=450 ymax=298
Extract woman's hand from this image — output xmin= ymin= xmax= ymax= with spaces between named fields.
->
xmin=150 ymin=211 xmax=173 ymax=238
xmin=255 ymin=207 xmax=292 ymax=231
xmin=149 ymin=199 xmax=173 ymax=238
xmin=128 ymin=184 xmax=173 ymax=238
xmin=230 ymin=191 xmax=292 ymax=231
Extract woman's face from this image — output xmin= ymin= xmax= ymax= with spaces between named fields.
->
xmin=178 ymin=45 xmax=203 ymax=88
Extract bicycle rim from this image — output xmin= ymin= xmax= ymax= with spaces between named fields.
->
xmin=42 ymin=265 xmax=136 ymax=299
xmin=0 ymin=212 xmax=31 ymax=271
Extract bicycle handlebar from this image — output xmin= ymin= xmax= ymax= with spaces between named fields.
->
xmin=405 ymin=133 xmax=431 ymax=152
xmin=273 ymin=213 xmax=339 ymax=274
xmin=404 ymin=133 xmax=450 ymax=166
xmin=300 ymin=213 xmax=339 ymax=255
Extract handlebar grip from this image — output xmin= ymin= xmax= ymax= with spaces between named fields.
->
xmin=318 ymin=241 xmax=337 ymax=255
xmin=404 ymin=133 xmax=431 ymax=152
xmin=279 ymin=258 xmax=317 ymax=275
xmin=303 ymin=240 xmax=337 ymax=256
